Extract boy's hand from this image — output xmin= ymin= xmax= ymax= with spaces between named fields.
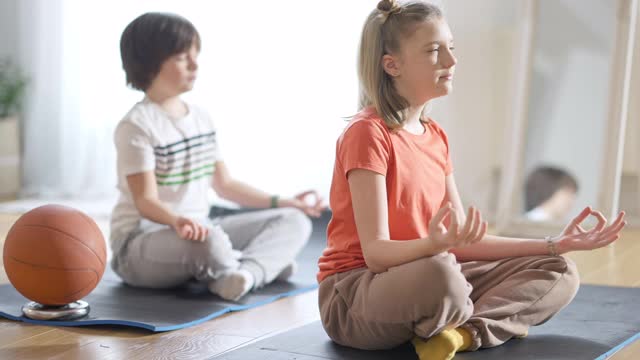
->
xmin=172 ymin=216 xmax=209 ymax=242
xmin=279 ymin=190 xmax=327 ymax=218
xmin=427 ymin=203 xmax=487 ymax=252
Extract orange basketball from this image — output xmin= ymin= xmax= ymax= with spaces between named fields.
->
xmin=2 ymin=204 xmax=107 ymax=306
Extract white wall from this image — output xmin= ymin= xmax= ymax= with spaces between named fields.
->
xmin=622 ymin=14 xmax=639 ymax=175
xmin=620 ymin=6 xmax=640 ymax=216
xmin=521 ymin=0 xmax=615 ymax=217
xmin=4 ymin=0 xmax=366 ymax=199
xmin=1 ymin=0 xmax=634 ymax=216
xmin=0 ymin=0 xmax=18 ymax=58
xmin=2 ymin=0 xmax=525 ymax=206
xmin=433 ymin=0 xmax=519 ymax=216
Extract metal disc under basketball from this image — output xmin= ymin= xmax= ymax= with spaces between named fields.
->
xmin=21 ymin=300 xmax=90 ymax=320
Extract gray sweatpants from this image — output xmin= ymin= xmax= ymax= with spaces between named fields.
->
xmin=111 ymin=208 xmax=312 ymax=289
xmin=319 ymin=252 xmax=580 ymax=351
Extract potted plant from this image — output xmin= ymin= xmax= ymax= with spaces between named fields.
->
xmin=0 ymin=58 xmax=27 ymax=199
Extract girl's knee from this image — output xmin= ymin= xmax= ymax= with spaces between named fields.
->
xmin=395 ymin=256 xmax=472 ymax=334
xmin=537 ymin=256 xmax=580 ymax=311
xmin=393 ymin=255 xmax=472 ymax=311
xmin=557 ymin=256 xmax=580 ymax=300
xmin=419 ymin=254 xmax=470 ymax=294
xmin=543 ymin=256 xmax=579 ymax=285
xmin=420 ymin=255 xmax=473 ymax=316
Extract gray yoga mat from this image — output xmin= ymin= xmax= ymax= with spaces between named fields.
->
xmin=0 ymin=208 xmax=329 ymax=331
xmin=216 ymin=284 xmax=640 ymax=360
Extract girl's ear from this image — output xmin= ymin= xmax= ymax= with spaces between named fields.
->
xmin=382 ymin=54 xmax=401 ymax=77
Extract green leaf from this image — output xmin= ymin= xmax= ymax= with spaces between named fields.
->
xmin=0 ymin=58 xmax=28 ymax=118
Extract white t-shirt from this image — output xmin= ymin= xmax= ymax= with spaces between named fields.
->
xmin=110 ymin=97 xmax=222 ymax=254
xmin=524 ymin=207 xmax=551 ymax=222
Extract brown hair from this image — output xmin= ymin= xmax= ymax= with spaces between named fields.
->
xmin=525 ymin=166 xmax=579 ymax=211
xmin=358 ymin=0 xmax=442 ymax=129
xmin=120 ymin=12 xmax=201 ymax=91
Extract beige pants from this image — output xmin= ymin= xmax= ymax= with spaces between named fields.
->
xmin=318 ymin=253 xmax=579 ymax=351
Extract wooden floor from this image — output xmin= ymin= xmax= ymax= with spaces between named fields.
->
xmin=0 ymin=213 xmax=639 ymax=359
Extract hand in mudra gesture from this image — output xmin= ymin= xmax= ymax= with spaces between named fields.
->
xmin=552 ymin=207 xmax=626 ymax=254
xmin=428 ymin=202 xmax=488 ymax=252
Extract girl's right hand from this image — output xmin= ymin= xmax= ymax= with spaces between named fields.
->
xmin=428 ymin=202 xmax=487 ymax=252
xmin=172 ymin=216 xmax=209 ymax=242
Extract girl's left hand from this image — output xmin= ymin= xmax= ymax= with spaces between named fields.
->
xmin=279 ymin=190 xmax=326 ymax=218
xmin=553 ymin=206 xmax=626 ymax=254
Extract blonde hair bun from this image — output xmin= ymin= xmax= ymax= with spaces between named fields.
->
xmin=377 ymin=0 xmax=398 ymax=12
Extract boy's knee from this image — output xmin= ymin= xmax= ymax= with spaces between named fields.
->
xmin=279 ymin=208 xmax=313 ymax=242
xmin=199 ymin=226 xmax=237 ymax=262
xmin=204 ymin=225 xmax=232 ymax=247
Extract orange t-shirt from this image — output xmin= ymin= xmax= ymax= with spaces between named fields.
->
xmin=317 ymin=107 xmax=453 ymax=282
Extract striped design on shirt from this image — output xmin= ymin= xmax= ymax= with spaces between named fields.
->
xmin=154 ymin=131 xmax=218 ymax=186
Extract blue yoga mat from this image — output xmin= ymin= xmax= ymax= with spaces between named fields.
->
xmin=216 ymin=284 xmax=640 ymax=360
xmin=0 ymin=209 xmax=328 ymax=331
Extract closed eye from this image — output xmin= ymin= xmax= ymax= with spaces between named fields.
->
xmin=429 ymin=47 xmax=455 ymax=53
